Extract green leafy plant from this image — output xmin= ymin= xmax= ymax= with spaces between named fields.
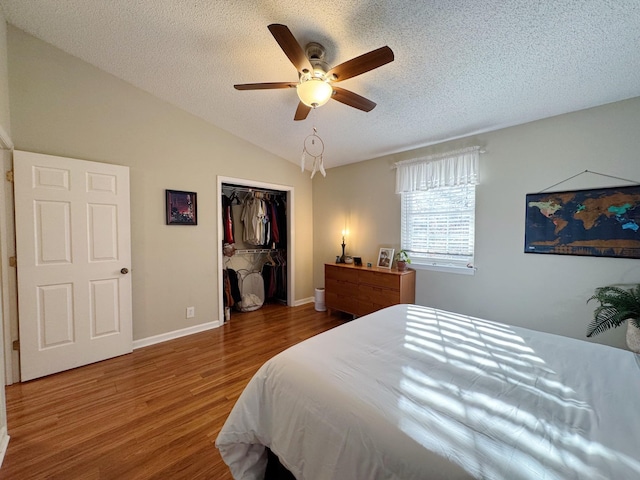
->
xmin=395 ymin=250 xmax=411 ymax=264
xmin=586 ymin=284 xmax=640 ymax=337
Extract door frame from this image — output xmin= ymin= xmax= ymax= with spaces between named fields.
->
xmin=217 ymin=176 xmax=295 ymax=322
xmin=0 ymin=125 xmax=17 ymax=385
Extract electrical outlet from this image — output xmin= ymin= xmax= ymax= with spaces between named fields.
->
xmin=186 ymin=306 xmax=195 ymax=318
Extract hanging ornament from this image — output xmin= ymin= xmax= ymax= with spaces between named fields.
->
xmin=301 ymin=126 xmax=326 ymax=179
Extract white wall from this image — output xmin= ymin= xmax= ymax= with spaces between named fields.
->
xmin=7 ymin=26 xmax=316 ymax=342
xmin=314 ymin=97 xmax=640 ymax=349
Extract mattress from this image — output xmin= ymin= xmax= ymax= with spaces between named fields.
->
xmin=216 ymin=304 xmax=640 ymax=479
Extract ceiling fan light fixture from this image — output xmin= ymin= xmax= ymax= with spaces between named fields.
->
xmin=234 ymin=24 xmax=394 ymax=121
xmin=297 ymin=78 xmax=333 ymax=108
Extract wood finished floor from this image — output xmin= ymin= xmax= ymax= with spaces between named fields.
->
xmin=1 ymin=303 xmax=346 ymax=479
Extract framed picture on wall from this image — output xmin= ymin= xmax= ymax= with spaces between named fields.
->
xmin=166 ymin=189 xmax=197 ymax=225
xmin=377 ymin=248 xmax=394 ymax=269
xmin=524 ymin=184 xmax=640 ymax=258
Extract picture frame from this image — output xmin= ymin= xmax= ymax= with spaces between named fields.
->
xmin=524 ymin=184 xmax=640 ymax=259
xmin=377 ymin=248 xmax=394 ymax=269
xmin=166 ymin=189 xmax=197 ymax=225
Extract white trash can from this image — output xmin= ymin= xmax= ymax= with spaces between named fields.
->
xmin=314 ymin=287 xmax=327 ymax=312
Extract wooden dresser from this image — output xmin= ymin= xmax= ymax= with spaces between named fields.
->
xmin=324 ymin=263 xmax=416 ymax=317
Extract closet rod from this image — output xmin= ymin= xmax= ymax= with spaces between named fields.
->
xmin=235 ymin=248 xmax=282 ymax=254
xmin=222 ymin=183 xmax=286 ymax=197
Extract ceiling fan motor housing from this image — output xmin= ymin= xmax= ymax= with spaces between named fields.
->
xmin=305 ymin=42 xmax=329 ymax=78
xmin=298 ymin=42 xmax=332 ymax=108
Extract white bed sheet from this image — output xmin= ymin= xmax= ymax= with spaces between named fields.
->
xmin=216 ymin=304 xmax=640 ymax=479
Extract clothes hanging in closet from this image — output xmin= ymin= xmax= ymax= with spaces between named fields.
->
xmin=223 ymin=269 xmax=235 ymax=309
xmin=225 ymin=268 xmax=242 ymax=306
xmin=241 ymin=193 xmax=286 ymax=248
xmin=269 ymin=200 xmax=280 ymax=245
xmin=274 ymin=197 xmax=287 ymax=249
xmin=241 ymin=194 xmax=266 ymax=246
xmin=222 ymin=192 xmax=239 ymax=245
xmin=261 ymin=251 xmax=287 ymax=303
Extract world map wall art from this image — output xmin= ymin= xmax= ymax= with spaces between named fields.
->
xmin=524 ymin=185 xmax=640 ymax=259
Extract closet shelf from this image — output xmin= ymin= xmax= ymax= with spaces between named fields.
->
xmin=234 ymin=248 xmax=282 ymax=254
xmin=222 ymin=184 xmax=286 ymax=198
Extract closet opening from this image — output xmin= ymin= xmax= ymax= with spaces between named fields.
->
xmin=217 ymin=177 xmax=294 ymax=323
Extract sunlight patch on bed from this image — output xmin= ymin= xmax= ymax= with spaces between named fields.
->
xmin=397 ymin=305 xmax=640 ymax=477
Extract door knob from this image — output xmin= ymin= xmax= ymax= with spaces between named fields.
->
xmin=120 ymin=268 xmax=129 ymax=274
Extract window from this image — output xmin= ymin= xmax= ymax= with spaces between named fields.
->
xmin=395 ymin=147 xmax=479 ymax=273
xmin=401 ymin=184 xmax=475 ymax=269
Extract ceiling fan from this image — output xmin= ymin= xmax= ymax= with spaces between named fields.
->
xmin=234 ymin=24 xmax=394 ymax=121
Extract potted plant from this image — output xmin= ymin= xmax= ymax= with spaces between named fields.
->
xmin=587 ymin=284 xmax=640 ymax=353
xmin=395 ymin=250 xmax=411 ymax=272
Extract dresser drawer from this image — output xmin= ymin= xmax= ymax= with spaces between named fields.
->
xmin=326 ymin=278 xmax=359 ymax=297
xmin=358 ymin=284 xmax=399 ymax=304
xmin=358 ymin=300 xmax=392 ymax=316
xmin=326 ymin=265 xmax=358 ymax=283
xmin=358 ymin=270 xmax=400 ymax=289
xmin=326 ymin=292 xmax=359 ymax=315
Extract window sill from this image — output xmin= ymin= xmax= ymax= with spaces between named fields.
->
xmin=410 ymin=263 xmax=476 ymax=276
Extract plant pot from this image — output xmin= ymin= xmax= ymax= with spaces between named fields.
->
xmin=396 ymin=261 xmax=408 ymax=272
xmin=627 ymin=320 xmax=640 ymax=354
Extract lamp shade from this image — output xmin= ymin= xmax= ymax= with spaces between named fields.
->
xmin=296 ymin=79 xmax=333 ymax=107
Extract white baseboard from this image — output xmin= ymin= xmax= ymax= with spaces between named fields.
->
xmin=0 ymin=426 xmax=9 ymax=467
xmin=133 ymin=321 xmax=220 ymax=350
xmin=294 ymin=296 xmax=314 ymax=307
xmin=132 ymin=299 xmax=318 ymax=350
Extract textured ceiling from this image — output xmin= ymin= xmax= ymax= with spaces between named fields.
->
xmin=1 ymin=1 xmax=639 ymax=170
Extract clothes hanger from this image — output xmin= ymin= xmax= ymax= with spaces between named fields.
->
xmin=229 ymin=190 xmax=241 ymax=204
xmin=265 ymin=251 xmax=275 ymax=266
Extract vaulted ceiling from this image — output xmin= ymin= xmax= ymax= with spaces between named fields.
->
xmin=1 ymin=1 xmax=639 ymax=169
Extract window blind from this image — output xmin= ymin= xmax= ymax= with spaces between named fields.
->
xmin=401 ymin=184 xmax=475 ymax=266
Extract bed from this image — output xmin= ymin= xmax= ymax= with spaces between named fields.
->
xmin=215 ymin=304 xmax=640 ymax=479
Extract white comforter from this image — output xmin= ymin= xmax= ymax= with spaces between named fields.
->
xmin=216 ymin=304 xmax=640 ymax=479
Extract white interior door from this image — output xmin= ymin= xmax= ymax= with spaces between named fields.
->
xmin=14 ymin=150 xmax=132 ymax=381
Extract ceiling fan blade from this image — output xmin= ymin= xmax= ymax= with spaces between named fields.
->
xmin=294 ymin=102 xmax=312 ymax=121
xmin=327 ymin=46 xmax=394 ymax=82
xmin=268 ymin=24 xmax=314 ymax=74
xmin=331 ymin=87 xmax=376 ymax=112
xmin=234 ymin=82 xmax=297 ymax=90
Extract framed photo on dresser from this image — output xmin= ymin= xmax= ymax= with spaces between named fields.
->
xmin=377 ymin=248 xmax=394 ymax=269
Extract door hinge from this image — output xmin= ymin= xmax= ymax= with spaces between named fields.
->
xmin=12 ymin=340 xmax=19 ymax=351
xmin=9 ymin=256 xmax=16 ymax=267
xmin=5 ymin=170 xmax=13 ymax=183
